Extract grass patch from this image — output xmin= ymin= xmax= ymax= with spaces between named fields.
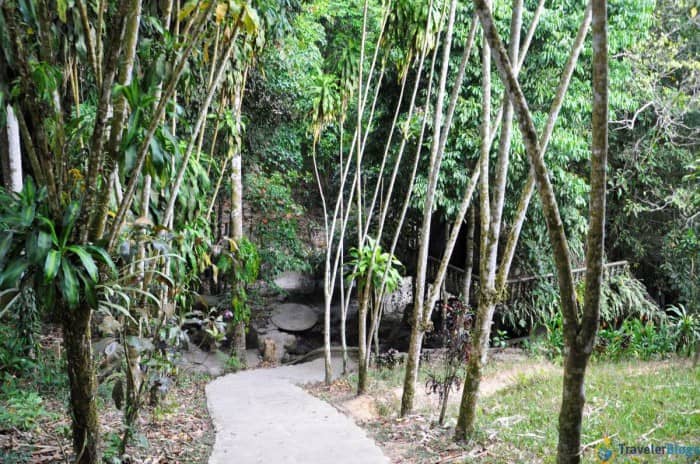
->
xmin=474 ymin=359 xmax=700 ymax=463
xmin=316 ymin=352 xmax=699 ymax=463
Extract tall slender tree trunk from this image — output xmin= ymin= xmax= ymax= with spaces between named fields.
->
xmin=456 ymin=9 xmax=496 ymax=435
xmin=471 ymin=1 xmax=604 ymax=461
xmin=229 ymin=76 xmax=247 ymax=362
xmin=2 ymin=105 xmax=23 ymax=192
xmin=62 ymin=305 xmax=100 ymax=464
xmin=462 ymin=207 xmax=475 ymax=305
xmin=557 ymin=1 xmax=607 ymax=462
xmin=401 ymin=0 xmax=459 ymax=416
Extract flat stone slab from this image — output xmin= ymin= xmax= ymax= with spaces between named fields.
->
xmin=271 ymin=303 xmax=319 ymax=332
xmin=206 ymin=357 xmax=388 ymax=464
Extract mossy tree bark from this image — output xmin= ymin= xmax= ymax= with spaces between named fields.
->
xmin=471 ymin=1 xmax=607 ymax=461
xmin=400 ymin=0 xmax=461 ymax=415
xmin=557 ymin=0 xmax=607 ymax=462
xmin=62 ymin=305 xmax=100 ymax=464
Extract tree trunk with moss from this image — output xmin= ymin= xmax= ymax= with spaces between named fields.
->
xmin=229 ymin=74 xmax=247 ymax=362
xmin=401 ymin=0 xmax=459 ymax=416
xmin=471 ymin=1 xmax=606 ymax=461
xmin=557 ymin=1 xmax=607 ymax=461
xmin=62 ymin=305 xmax=100 ymax=464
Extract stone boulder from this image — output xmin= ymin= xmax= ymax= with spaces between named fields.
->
xmin=250 ymin=324 xmax=298 ymax=363
xmin=381 ymin=276 xmax=413 ymax=325
xmin=270 ymin=303 xmax=319 ymax=332
xmin=273 ymin=271 xmax=317 ymax=294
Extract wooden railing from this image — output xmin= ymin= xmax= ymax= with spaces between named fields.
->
xmin=426 ymin=256 xmax=629 ymax=306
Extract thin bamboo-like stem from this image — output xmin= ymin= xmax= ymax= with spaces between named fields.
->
xmin=495 ymin=2 xmax=592 ymax=293
xmin=107 ymin=1 xmax=216 ymax=250
xmin=401 ymin=0 xmax=460 ymax=415
xmin=162 ymin=16 xmax=244 ymax=228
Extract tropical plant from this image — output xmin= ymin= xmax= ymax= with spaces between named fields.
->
xmin=346 ymin=237 xmax=403 ymax=392
xmin=217 ymin=236 xmax=260 ymax=324
xmin=0 ymin=180 xmax=117 ymax=313
xmin=667 ymin=304 xmax=700 ymax=357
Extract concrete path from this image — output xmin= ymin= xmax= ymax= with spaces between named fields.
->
xmin=206 ymin=357 xmax=390 ymax=464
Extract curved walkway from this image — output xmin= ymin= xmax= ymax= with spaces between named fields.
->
xmin=206 ymin=357 xmax=389 ymax=464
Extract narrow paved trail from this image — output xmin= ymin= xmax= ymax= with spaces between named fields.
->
xmin=206 ymin=357 xmax=390 ymax=464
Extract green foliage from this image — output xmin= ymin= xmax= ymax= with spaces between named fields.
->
xmin=0 ymin=386 xmax=54 ymax=431
xmin=595 ymin=319 xmax=676 ymax=361
xmin=168 ymin=217 xmax=214 ymax=309
xmin=216 ymin=236 xmax=260 ymax=324
xmin=532 ymin=304 xmax=696 ymax=361
xmin=599 ymin=272 xmax=662 ymax=324
xmin=491 ymin=329 xmax=509 ymax=349
xmin=525 ymin=311 xmax=565 ymax=360
xmin=607 ymin=0 xmax=699 ymax=309
xmin=0 ymin=180 xmax=117 ymax=313
xmin=504 ymin=270 xmax=663 ymax=332
xmin=225 ymin=355 xmax=244 ymax=372
xmin=244 ymin=171 xmax=309 ymax=277
xmin=346 ymin=237 xmax=403 ymax=295
xmin=0 ymin=323 xmax=35 ymax=377
xmin=667 ymin=304 xmax=700 ymax=357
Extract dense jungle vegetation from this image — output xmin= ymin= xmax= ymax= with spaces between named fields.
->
xmin=0 ymin=0 xmax=697 ymax=463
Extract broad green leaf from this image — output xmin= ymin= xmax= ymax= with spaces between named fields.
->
xmin=59 ymin=259 xmax=80 ymax=309
xmin=86 ymin=245 xmax=118 ymax=278
xmin=37 ymin=217 xmax=58 ymax=244
xmin=0 ymin=232 xmax=13 ymax=263
xmin=60 ymin=202 xmax=81 ymax=246
xmin=99 ymin=300 xmax=137 ymax=325
xmin=0 ymin=259 xmax=28 ymax=288
xmin=76 ymin=271 xmax=98 ymax=307
xmin=68 ymin=245 xmax=99 ymax=282
xmin=149 ymin=137 xmax=165 ymax=172
xmin=27 ymin=230 xmax=52 ymax=264
xmin=44 ymin=249 xmax=62 ymax=283
xmin=20 ymin=204 xmax=36 ymax=227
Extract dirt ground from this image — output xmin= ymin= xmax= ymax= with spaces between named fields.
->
xmin=0 ymin=329 xmax=215 ymax=464
xmin=307 ymin=348 xmax=557 ymax=464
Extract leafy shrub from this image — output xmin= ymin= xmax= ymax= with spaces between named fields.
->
xmin=0 ymin=179 xmax=117 ymax=314
xmin=245 ymin=172 xmax=309 ymax=277
xmin=529 ymin=311 xmax=565 ymax=360
xmin=0 ymin=323 xmax=35 ymax=377
xmin=0 ymin=387 xmax=54 ymax=431
xmin=534 ymin=312 xmax=683 ymax=361
xmin=667 ymin=304 xmax=700 ymax=357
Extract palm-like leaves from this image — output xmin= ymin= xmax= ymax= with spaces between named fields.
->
xmin=309 ymin=72 xmax=341 ymax=141
xmin=0 ymin=179 xmax=117 ymax=310
xmin=346 ymin=237 xmax=403 ymax=296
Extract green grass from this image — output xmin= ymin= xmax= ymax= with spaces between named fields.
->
xmin=341 ymin=355 xmax=699 ymax=463
xmin=467 ymin=359 xmax=700 ymax=463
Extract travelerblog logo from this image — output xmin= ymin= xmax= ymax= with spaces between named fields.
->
xmin=596 ymin=436 xmax=700 ymax=462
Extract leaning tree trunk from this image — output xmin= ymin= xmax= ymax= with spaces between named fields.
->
xmin=472 ymin=1 xmax=604 ymax=461
xmin=557 ymin=0 xmax=607 ymax=462
xmin=62 ymin=304 xmax=100 ymax=464
xmin=456 ymin=8 xmax=496 ymax=434
xmin=401 ymin=0 xmax=459 ymax=416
